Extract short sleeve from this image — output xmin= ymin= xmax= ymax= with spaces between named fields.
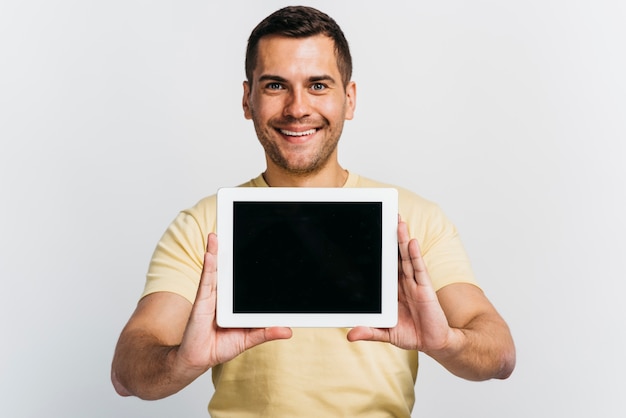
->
xmin=142 ymin=195 xmax=217 ymax=303
xmin=399 ymin=191 xmax=477 ymax=291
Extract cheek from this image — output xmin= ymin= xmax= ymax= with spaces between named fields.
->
xmin=252 ymin=96 xmax=284 ymax=121
xmin=314 ymin=95 xmax=350 ymax=119
xmin=319 ymin=102 xmax=349 ymax=124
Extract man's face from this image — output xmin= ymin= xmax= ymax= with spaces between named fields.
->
xmin=243 ymin=35 xmax=356 ymax=176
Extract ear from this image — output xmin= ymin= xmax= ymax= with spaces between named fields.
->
xmin=344 ymin=81 xmax=357 ymax=120
xmin=242 ymin=81 xmax=252 ymax=120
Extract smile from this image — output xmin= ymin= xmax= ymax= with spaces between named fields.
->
xmin=279 ymin=128 xmax=317 ymax=137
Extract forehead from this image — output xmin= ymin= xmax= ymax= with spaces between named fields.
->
xmin=253 ymin=35 xmax=340 ymax=79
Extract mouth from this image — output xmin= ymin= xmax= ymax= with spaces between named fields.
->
xmin=279 ymin=128 xmax=318 ymax=137
xmin=276 ymin=127 xmax=319 ymax=144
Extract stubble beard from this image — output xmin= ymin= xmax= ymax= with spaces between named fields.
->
xmin=252 ymin=112 xmax=344 ymax=177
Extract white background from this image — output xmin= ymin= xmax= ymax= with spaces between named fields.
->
xmin=1 ymin=1 xmax=625 ymax=417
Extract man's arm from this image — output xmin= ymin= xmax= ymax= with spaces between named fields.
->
xmin=111 ymin=233 xmax=292 ymax=400
xmin=347 ymin=221 xmax=516 ymax=381
xmin=111 ymin=292 xmax=197 ymax=399
xmin=425 ymin=282 xmax=515 ymax=380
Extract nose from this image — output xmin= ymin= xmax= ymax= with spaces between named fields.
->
xmin=283 ymin=88 xmax=311 ymax=119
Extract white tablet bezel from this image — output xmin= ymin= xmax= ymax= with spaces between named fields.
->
xmin=216 ymin=187 xmax=398 ymax=328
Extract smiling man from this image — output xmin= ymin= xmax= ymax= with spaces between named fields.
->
xmin=243 ymin=34 xmax=355 ymax=185
xmin=111 ymin=6 xmax=515 ymax=417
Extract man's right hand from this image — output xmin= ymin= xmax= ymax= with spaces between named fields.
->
xmin=174 ymin=233 xmax=293 ymax=375
xmin=111 ymin=233 xmax=292 ymax=400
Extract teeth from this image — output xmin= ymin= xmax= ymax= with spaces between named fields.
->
xmin=280 ymin=128 xmax=317 ymax=137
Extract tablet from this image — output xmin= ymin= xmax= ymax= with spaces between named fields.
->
xmin=216 ymin=187 xmax=398 ymax=328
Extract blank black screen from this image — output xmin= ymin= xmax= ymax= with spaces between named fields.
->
xmin=232 ymin=201 xmax=382 ymax=313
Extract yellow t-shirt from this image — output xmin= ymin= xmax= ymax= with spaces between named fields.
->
xmin=143 ymin=172 xmax=476 ymax=417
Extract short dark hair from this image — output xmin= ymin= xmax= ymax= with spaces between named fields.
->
xmin=245 ymin=6 xmax=352 ymax=89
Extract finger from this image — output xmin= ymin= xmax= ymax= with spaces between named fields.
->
xmin=178 ymin=233 xmax=219 ymax=366
xmin=193 ymin=233 xmax=219 ymax=314
xmin=346 ymin=326 xmax=390 ymax=343
xmin=245 ymin=327 xmax=293 ymax=349
xmin=202 ymin=233 xmax=218 ymax=282
xmin=407 ymin=239 xmax=430 ymax=286
xmin=397 ymin=221 xmax=415 ymax=282
xmin=206 ymin=231 xmax=218 ymax=256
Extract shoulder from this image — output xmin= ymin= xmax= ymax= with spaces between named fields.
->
xmin=352 ymin=174 xmax=476 ymax=289
xmin=351 ymin=173 xmax=441 ymax=216
xmin=181 ymin=174 xmax=266 ymax=227
xmin=352 ymin=173 xmax=457 ymax=249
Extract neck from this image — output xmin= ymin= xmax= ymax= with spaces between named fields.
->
xmin=263 ymin=164 xmax=348 ymax=188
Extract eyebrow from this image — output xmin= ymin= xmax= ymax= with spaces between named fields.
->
xmin=258 ymin=74 xmax=288 ymax=84
xmin=258 ymin=74 xmax=337 ymax=84
xmin=309 ymin=74 xmax=337 ymax=84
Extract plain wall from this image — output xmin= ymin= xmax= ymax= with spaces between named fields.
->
xmin=1 ymin=1 xmax=624 ymax=417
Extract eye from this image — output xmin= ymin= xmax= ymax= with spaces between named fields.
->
xmin=265 ymin=82 xmax=283 ymax=91
xmin=311 ymin=83 xmax=326 ymax=91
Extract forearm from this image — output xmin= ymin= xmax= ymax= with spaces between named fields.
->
xmin=111 ymin=330 xmax=204 ymax=400
xmin=426 ymin=313 xmax=516 ymax=381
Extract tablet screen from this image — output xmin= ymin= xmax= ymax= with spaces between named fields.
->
xmin=233 ymin=201 xmax=382 ymax=313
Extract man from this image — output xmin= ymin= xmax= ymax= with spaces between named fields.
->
xmin=111 ymin=6 xmax=515 ymax=417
